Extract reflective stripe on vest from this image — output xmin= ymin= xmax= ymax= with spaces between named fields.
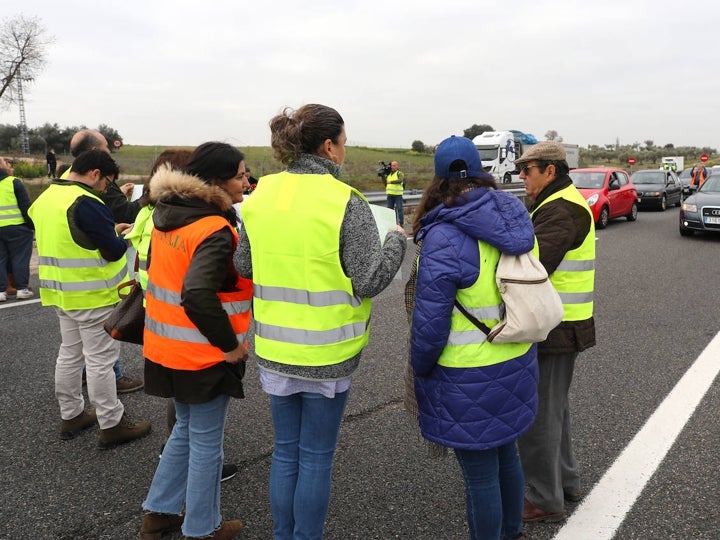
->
xmin=531 ymin=184 xmax=595 ymax=321
xmin=433 ymin=240 xmax=532 ymax=368
xmin=28 ymin=183 xmax=127 ymax=310
xmin=385 ymin=171 xmax=403 ymax=196
xmin=124 ymin=204 xmax=154 ymax=290
xmin=0 ymin=177 xmax=25 ymax=226
xmin=143 ymin=215 xmax=252 ymax=371
xmin=242 ymin=170 xmax=372 ymax=366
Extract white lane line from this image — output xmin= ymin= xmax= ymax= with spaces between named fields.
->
xmin=0 ymin=298 xmax=41 ymax=309
xmin=553 ymin=332 xmax=720 ymax=540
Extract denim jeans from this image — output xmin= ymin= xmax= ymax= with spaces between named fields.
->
xmin=0 ymin=224 xmax=34 ymax=290
xmin=454 ymin=441 xmax=525 ymax=540
xmin=386 ymin=195 xmax=404 ymax=226
xmin=143 ymin=394 xmax=230 ymax=537
xmin=269 ymin=390 xmax=350 ymax=540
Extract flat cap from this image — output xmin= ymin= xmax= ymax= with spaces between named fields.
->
xmin=515 ymin=141 xmax=567 ymax=166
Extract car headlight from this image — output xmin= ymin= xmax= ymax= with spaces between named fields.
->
xmin=586 ymin=193 xmax=599 ymax=206
xmin=682 ymin=202 xmax=697 ymax=212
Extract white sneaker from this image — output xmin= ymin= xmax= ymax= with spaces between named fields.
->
xmin=0 ymin=291 xmax=6 ymax=302
xmin=16 ymin=289 xmax=34 ymax=299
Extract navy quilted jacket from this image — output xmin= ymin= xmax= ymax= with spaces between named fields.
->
xmin=410 ymin=187 xmax=539 ymax=450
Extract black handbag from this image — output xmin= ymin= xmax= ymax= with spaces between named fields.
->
xmin=104 ymin=255 xmax=145 ymax=344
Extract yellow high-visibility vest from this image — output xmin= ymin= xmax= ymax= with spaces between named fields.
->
xmin=0 ymin=176 xmax=25 ymax=227
xmin=242 ymin=171 xmax=372 ymax=366
xmin=531 ymin=185 xmax=595 ymax=321
xmin=386 ymin=171 xmax=404 ymax=196
xmin=28 ymin=183 xmax=127 ymax=310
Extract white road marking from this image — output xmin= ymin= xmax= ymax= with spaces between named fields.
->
xmin=553 ymin=332 xmax=720 ymax=539
xmin=0 ymin=298 xmax=41 ymax=309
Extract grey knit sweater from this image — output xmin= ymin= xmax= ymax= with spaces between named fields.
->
xmin=233 ymin=153 xmax=406 ymax=380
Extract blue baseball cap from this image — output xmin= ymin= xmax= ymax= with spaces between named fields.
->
xmin=434 ymin=135 xmax=492 ymax=180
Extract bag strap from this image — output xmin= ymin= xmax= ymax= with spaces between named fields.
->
xmin=453 ymin=299 xmax=492 ymax=336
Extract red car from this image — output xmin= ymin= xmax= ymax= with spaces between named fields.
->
xmin=569 ymin=167 xmax=639 ymax=229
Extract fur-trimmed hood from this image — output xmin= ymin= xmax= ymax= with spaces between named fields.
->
xmin=149 ymin=165 xmax=234 ymax=211
xmin=148 ymin=165 xmax=238 ymax=232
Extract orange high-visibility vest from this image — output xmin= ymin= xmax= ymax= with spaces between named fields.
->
xmin=691 ymin=167 xmax=707 ymax=187
xmin=143 ymin=215 xmax=252 ymax=371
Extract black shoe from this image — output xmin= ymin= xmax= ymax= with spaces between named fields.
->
xmin=221 ymin=463 xmax=238 ymax=483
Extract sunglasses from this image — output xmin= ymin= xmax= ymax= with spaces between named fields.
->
xmin=520 ymin=165 xmax=542 ymax=175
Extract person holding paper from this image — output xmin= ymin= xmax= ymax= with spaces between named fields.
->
xmin=234 ymin=103 xmax=406 ymax=540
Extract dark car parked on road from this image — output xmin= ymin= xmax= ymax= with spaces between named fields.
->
xmin=630 ymin=169 xmax=683 ymax=210
xmin=679 ymin=175 xmax=720 ymax=236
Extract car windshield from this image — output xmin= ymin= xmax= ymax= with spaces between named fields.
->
xmin=679 ymin=168 xmax=693 ymax=179
xmin=699 ymin=176 xmax=720 ymax=193
xmin=631 ymin=171 xmax=665 ymax=184
xmin=569 ymin=171 xmax=605 ymax=189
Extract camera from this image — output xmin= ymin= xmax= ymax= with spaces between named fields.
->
xmin=376 ymin=161 xmax=392 ymax=179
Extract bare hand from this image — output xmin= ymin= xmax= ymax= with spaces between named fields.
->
xmin=120 ymin=182 xmax=135 ymax=197
xmin=390 ymin=224 xmax=407 ymax=237
xmin=115 ymin=223 xmax=132 ymax=236
xmin=223 ymin=342 xmax=248 ymax=364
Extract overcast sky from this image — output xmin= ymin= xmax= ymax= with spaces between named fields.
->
xmin=2 ymin=0 xmax=718 ymax=151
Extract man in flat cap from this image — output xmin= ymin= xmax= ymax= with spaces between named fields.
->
xmin=515 ymin=141 xmax=596 ymax=523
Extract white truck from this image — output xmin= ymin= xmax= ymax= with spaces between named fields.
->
xmin=472 ymin=130 xmax=579 ymax=183
xmin=661 ymin=156 xmax=684 ymax=172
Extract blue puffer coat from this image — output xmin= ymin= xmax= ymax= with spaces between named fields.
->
xmin=411 ymin=187 xmax=539 ymax=450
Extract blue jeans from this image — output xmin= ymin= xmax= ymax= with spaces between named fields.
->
xmin=269 ymin=390 xmax=350 ymax=540
xmin=143 ymin=394 xmax=229 ymax=537
xmin=0 ymin=224 xmax=34 ymax=290
xmin=454 ymin=442 xmax=525 ymax=540
xmin=386 ymin=195 xmax=404 ymax=226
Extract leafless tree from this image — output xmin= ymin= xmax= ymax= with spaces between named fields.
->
xmin=0 ymin=14 xmax=53 ymax=106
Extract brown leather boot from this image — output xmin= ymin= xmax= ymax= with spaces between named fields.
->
xmin=139 ymin=511 xmax=184 ymax=540
xmin=98 ymin=413 xmax=151 ymax=449
xmin=182 ymin=520 xmax=243 ymax=539
xmin=60 ymin=409 xmax=97 ymax=440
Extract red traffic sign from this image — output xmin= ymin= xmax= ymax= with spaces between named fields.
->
xmin=701 ymin=153 xmax=709 ymax=163
xmin=112 ymin=139 xmax=123 ymax=149
xmin=627 ymin=157 xmax=636 ymax=165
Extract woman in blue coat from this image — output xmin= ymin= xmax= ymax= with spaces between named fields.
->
xmin=410 ymin=136 xmax=538 ymax=540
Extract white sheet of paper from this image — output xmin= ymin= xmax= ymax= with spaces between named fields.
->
xmin=130 ymin=184 xmax=144 ymax=202
xmin=368 ymin=204 xmax=403 ymax=280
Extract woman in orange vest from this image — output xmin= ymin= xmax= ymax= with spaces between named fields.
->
xmin=139 ymin=142 xmax=251 ymax=540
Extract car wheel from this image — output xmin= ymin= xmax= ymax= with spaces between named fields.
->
xmin=626 ymin=202 xmax=638 ymax=221
xmin=679 ymin=225 xmax=694 ymax=237
xmin=659 ymin=194 xmax=667 ymax=211
xmin=503 ymin=172 xmax=512 ymax=184
xmin=597 ymin=206 xmax=609 ymax=229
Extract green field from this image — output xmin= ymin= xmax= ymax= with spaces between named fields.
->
xmin=28 ymin=145 xmax=436 ymax=191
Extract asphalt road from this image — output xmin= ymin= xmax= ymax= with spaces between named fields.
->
xmin=1 ymin=205 xmax=719 ymax=539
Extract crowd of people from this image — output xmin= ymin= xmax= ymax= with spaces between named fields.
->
xmin=5 ymin=104 xmax=594 ymax=539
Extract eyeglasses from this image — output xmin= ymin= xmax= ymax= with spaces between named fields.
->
xmin=520 ymin=165 xmax=542 ymax=175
